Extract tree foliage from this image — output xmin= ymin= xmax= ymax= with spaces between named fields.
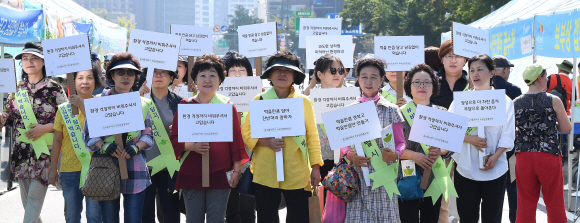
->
xmin=340 ymin=0 xmax=510 ymax=48
xmin=90 ymin=8 xmax=111 ymax=22
xmin=225 ymin=5 xmax=264 ymax=51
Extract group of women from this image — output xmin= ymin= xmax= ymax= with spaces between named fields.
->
xmin=0 ymin=39 xmax=570 ymax=223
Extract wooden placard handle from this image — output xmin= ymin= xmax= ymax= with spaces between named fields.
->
xmin=202 ymin=148 xmax=210 ymax=187
xmin=255 ymin=57 xmax=262 ymax=76
xmin=67 ymin=73 xmax=79 ymax=115
xmin=188 ymin=56 xmax=195 ymax=93
xmin=420 ymin=170 xmax=431 ymax=190
xmin=396 ymin=71 xmax=404 ymax=99
xmin=115 ymin=134 xmax=129 ymax=180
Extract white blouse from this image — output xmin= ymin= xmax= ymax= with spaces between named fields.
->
xmin=449 ymin=91 xmax=516 ymax=181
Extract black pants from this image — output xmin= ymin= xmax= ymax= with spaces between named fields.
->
xmin=398 ymin=196 xmax=442 ymax=223
xmin=455 ymin=169 xmax=507 ymax=223
xmin=254 ymin=183 xmax=311 ymax=223
xmin=319 ymin=159 xmax=335 ymax=204
xmin=226 ymin=187 xmax=256 ymax=223
xmin=142 ymin=170 xmax=181 ymax=223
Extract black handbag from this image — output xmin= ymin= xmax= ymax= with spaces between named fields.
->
xmin=237 ymin=152 xmax=254 ymax=195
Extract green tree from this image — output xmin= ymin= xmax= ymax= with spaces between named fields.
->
xmin=117 ymin=16 xmax=137 ymax=51
xmin=225 ymin=5 xmax=264 ymax=51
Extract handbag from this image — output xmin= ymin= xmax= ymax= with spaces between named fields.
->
xmin=309 ymin=186 xmax=323 ymax=223
xmin=397 ymin=161 xmax=424 ymax=201
xmin=322 ymin=191 xmax=346 ymax=223
xmin=322 ymin=156 xmax=360 ymax=203
xmin=82 ymin=153 xmax=121 ymax=201
xmin=237 ymin=152 xmax=254 ymax=195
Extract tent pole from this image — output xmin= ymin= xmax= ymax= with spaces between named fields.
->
xmin=532 ymin=15 xmax=537 ymax=64
xmin=1 ymin=45 xmax=4 ymax=129
xmin=569 ymin=58 xmax=578 ymax=211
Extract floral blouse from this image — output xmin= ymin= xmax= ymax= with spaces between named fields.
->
xmin=2 ymin=78 xmax=67 ymax=186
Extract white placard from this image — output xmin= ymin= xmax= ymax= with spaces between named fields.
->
xmin=249 ymin=98 xmax=305 ymax=138
xmin=217 ymin=77 xmax=263 ymax=112
xmin=42 ymin=34 xmax=91 ymax=76
xmin=177 ymin=104 xmax=233 ymax=142
xmin=0 ymin=59 xmax=17 ymax=93
xmin=85 ymin=92 xmax=145 ymax=138
xmin=129 ymin=29 xmax=181 ymax=97
xmin=452 ymin=89 xmax=507 ymax=127
xmin=238 ymin=22 xmax=277 ymax=58
xmin=408 ymin=104 xmax=469 ymax=153
xmin=306 ymin=35 xmax=354 ymax=69
xmin=321 ymin=101 xmax=382 ymax=150
xmin=170 ymin=24 xmax=213 ymax=56
xmin=374 ymin=36 xmax=425 ymax=71
xmin=452 ymin=22 xmax=490 ymax=58
xmin=299 ymin=18 xmax=342 ymax=49
xmin=310 ymin=87 xmax=360 ymax=123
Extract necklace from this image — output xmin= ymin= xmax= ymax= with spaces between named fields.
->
xmin=29 ymin=77 xmax=45 ymax=89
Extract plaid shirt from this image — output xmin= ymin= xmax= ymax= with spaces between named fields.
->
xmin=345 ymin=96 xmax=403 ymax=223
xmin=83 ymin=89 xmax=153 ymax=194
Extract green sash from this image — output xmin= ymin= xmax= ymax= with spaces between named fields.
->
xmin=58 ymin=103 xmax=91 ymax=188
xmin=400 ymin=102 xmax=458 ymax=204
xmin=15 ymin=89 xmax=52 ymax=158
xmin=260 ymin=88 xmax=310 ymax=167
xmin=363 ymin=138 xmax=400 ymax=200
xmin=143 ymin=97 xmax=181 ymax=178
xmin=381 ymin=89 xmax=397 ymax=104
xmin=180 ymin=93 xmax=231 ymax=164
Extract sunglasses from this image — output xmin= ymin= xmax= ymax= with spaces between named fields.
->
xmin=330 ymin=67 xmax=345 ymax=75
xmin=113 ymin=69 xmax=137 ymax=77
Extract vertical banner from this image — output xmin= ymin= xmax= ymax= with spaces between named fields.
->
xmin=535 ymin=11 xmax=580 ymax=58
xmin=488 ymin=18 xmax=533 ymax=60
xmin=0 ymin=7 xmax=43 ymax=45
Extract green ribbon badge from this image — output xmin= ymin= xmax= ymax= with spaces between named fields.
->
xmin=15 ymin=89 xmax=51 ymax=158
xmin=141 ymin=98 xmax=181 ymax=178
xmin=362 ymin=139 xmax=400 ymax=200
xmin=58 ymin=103 xmax=92 ymax=188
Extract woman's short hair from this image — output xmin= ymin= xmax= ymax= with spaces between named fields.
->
xmin=105 ymin=53 xmax=142 ymax=87
xmin=425 ymin=46 xmax=443 ymax=72
xmin=313 ymin=54 xmax=345 ymax=82
xmin=223 ymin=51 xmax=253 ymax=77
xmin=20 ymin=42 xmax=46 ymax=80
xmin=468 ymin=54 xmax=496 ymax=87
xmin=404 ymin=63 xmax=440 ymax=99
xmin=72 ymin=62 xmax=102 ymax=90
xmin=354 ymin=57 xmax=386 ymax=78
xmin=191 ymin=53 xmax=226 ymax=84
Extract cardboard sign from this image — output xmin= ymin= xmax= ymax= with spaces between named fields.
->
xmin=128 ymin=29 xmax=181 ymax=97
xmin=299 ymin=18 xmax=342 ymax=49
xmin=216 ymin=76 xmax=263 ymax=112
xmin=408 ymin=105 xmax=469 ymax=153
xmin=170 ymin=24 xmax=212 ymax=56
xmin=452 ymin=22 xmax=490 ymax=58
xmin=249 ymin=98 xmax=305 ymax=138
xmin=321 ymin=101 xmax=382 ymax=149
xmin=0 ymin=59 xmax=17 ymax=93
xmin=238 ymin=22 xmax=277 ymax=58
xmin=310 ymin=87 xmax=359 ymax=123
xmin=84 ymin=92 xmax=145 ymax=138
xmin=374 ymin=36 xmax=425 ymax=71
xmin=452 ymin=89 xmax=507 ymax=127
xmin=306 ymin=35 xmax=354 ymax=69
xmin=42 ymin=34 xmax=91 ymax=76
xmin=177 ymin=104 xmax=233 ymax=142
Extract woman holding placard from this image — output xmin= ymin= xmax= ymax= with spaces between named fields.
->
xmin=222 ymin=51 xmax=257 ymax=223
xmin=83 ymin=53 xmax=154 ymax=223
xmin=0 ymin=42 xmax=68 ymax=223
xmin=398 ymin=63 xmax=453 ymax=223
xmin=241 ymin=51 xmax=323 ymax=223
xmin=512 ymin=64 xmax=570 ymax=223
xmin=448 ymin=54 xmax=515 ymax=223
xmin=340 ymin=57 xmax=406 ymax=222
xmin=380 ymin=71 xmax=411 ymax=107
xmin=169 ymin=53 xmax=249 ymax=223
xmin=138 ymin=67 xmax=183 ymax=223
xmin=48 ymin=64 xmax=103 ymax=223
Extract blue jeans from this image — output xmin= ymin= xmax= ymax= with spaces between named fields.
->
xmin=60 ymin=171 xmax=102 ymax=223
xmin=98 ymin=190 xmax=147 ymax=223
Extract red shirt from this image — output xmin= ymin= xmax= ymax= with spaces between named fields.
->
xmin=547 ymin=73 xmax=572 ymax=115
xmin=170 ymin=98 xmax=249 ymax=190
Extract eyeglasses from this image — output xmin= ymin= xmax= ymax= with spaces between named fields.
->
xmin=113 ymin=69 xmax=137 ymax=77
xmin=153 ymin=71 xmax=169 ymax=77
xmin=412 ymin=81 xmax=432 ymax=87
xmin=330 ymin=67 xmax=345 ymax=75
xmin=444 ymin=55 xmax=462 ymax=61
